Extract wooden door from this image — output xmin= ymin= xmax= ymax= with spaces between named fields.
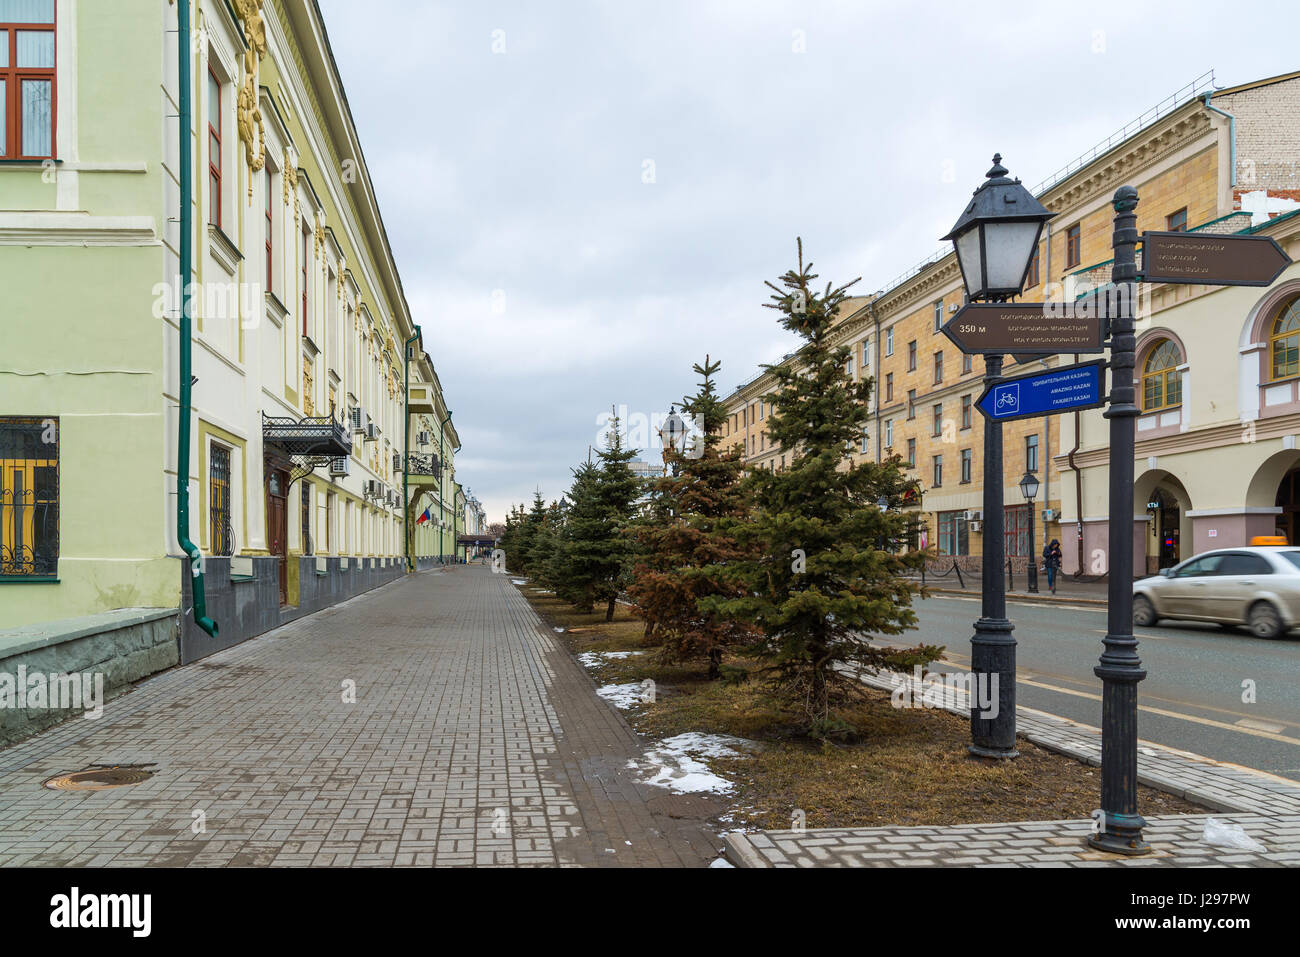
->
xmin=266 ymin=467 xmax=289 ymax=605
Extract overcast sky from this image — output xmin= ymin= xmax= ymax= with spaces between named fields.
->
xmin=315 ymin=0 xmax=1295 ymax=524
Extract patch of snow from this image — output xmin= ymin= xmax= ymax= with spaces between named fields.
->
xmin=553 ymin=627 xmax=565 ymax=633
xmin=596 ymin=682 xmax=648 ymax=709
xmin=627 ymin=732 xmax=759 ymax=795
xmin=577 ymin=650 xmax=644 ymax=668
xmin=709 ymin=857 xmax=735 ymax=868
xmin=511 ymin=579 xmax=527 ymax=586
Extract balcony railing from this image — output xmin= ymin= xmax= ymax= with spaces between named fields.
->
xmin=407 ymin=452 xmax=442 ymax=479
xmin=261 ymin=413 xmax=352 ymax=457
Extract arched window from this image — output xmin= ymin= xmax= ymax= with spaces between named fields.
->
xmin=1141 ymin=339 xmax=1182 ymax=411
xmin=1270 ymin=297 xmax=1300 ymax=381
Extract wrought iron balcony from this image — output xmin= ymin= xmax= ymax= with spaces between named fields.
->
xmin=261 ymin=413 xmax=352 ymax=457
xmin=406 ymin=452 xmax=442 ymax=484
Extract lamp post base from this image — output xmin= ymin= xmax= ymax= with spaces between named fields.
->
xmin=1087 ymin=812 xmax=1152 ymax=856
xmin=968 ymin=743 xmax=1020 ymax=760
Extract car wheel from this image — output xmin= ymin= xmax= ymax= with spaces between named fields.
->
xmin=1133 ymin=595 xmax=1157 ymax=627
xmin=1248 ymin=602 xmax=1284 ymax=639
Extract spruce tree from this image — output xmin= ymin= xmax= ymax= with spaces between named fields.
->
xmin=513 ymin=491 xmax=547 ymax=578
xmin=704 ymin=240 xmax=942 ymax=730
xmin=559 ymin=415 xmax=643 ymax=621
xmin=628 ymin=357 xmax=758 ymax=678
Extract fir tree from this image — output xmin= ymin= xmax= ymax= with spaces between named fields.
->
xmin=628 ymin=357 xmax=758 ymax=678
xmin=704 ymin=240 xmax=943 ymax=729
xmin=559 ymin=414 xmax=643 ymax=621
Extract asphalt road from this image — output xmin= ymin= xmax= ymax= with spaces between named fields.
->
xmin=891 ymin=594 xmax=1300 ymax=782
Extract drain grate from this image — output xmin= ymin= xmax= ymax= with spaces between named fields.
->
xmin=43 ymin=764 xmax=157 ymax=791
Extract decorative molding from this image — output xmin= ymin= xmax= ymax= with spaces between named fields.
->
xmin=0 ymin=212 xmax=156 ymax=246
xmin=233 ymin=0 xmax=269 ymax=204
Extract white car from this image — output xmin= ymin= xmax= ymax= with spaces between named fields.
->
xmin=1132 ymin=546 xmax=1300 ymax=639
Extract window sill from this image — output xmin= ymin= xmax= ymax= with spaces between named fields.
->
xmin=0 ymin=576 xmax=59 ymax=584
xmin=0 ymin=158 xmax=60 ymax=167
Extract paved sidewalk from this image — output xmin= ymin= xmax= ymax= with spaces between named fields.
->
xmin=725 ymin=667 xmax=1300 ymax=867
xmin=907 ymin=573 xmax=1112 ymax=605
xmin=0 ymin=566 xmax=722 ymax=867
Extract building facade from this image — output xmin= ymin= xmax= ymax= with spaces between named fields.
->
xmin=0 ymin=1 xmax=459 ymax=671
xmin=721 ymin=70 xmax=1300 ymax=575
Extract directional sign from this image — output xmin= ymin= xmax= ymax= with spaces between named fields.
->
xmin=941 ymin=303 xmax=1106 ymax=356
xmin=976 ymin=359 xmax=1107 ymax=423
xmin=1141 ymin=231 xmax=1292 ymax=287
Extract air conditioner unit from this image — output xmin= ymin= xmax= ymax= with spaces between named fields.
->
xmin=968 ymin=521 xmax=983 ymax=533
xmin=329 ymin=457 xmax=349 ymax=476
xmin=1042 ymin=508 xmax=1059 ymax=523
xmin=366 ymin=423 xmax=379 ymax=442
xmin=350 ymin=407 xmax=364 ymax=432
xmin=965 ymin=510 xmax=983 ymax=522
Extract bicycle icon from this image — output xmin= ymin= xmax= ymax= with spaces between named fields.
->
xmin=993 ymin=384 xmax=1019 ymax=413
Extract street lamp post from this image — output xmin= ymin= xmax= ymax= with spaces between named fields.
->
xmin=1019 ymin=471 xmax=1040 ymax=594
xmin=943 ymin=155 xmax=1053 ymax=759
xmin=876 ymin=495 xmax=888 ymax=551
xmin=1089 ymin=186 xmax=1150 ymax=855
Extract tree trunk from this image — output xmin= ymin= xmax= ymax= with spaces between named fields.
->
xmin=708 ymin=647 xmax=722 ymax=681
xmin=605 ymin=595 xmax=616 ymax=622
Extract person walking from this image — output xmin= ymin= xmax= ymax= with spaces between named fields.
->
xmin=1043 ymin=539 xmax=1063 ymax=595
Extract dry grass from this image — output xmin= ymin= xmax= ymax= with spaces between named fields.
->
xmin=522 ymin=585 xmax=1205 ymax=830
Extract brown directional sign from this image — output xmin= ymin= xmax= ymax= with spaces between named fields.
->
xmin=940 ymin=302 xmax=1106 ymax=356
xmin=1141 ymin=231 xmax=1292 ymax=287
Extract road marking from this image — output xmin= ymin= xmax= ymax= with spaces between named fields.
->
xmin=1236 ymin=718 xmax=1288 ymax=734
xmin=1013 ymin=675 xmax=1300 ymax=746
xmin=911 ymin=646 xmax=1300 ymax=746
xmin=1093 ymin=629 xmax=1169 ymax=641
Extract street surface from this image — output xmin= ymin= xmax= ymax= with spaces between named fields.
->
xmin=898 ymin=594 xmax=1300 ymax=782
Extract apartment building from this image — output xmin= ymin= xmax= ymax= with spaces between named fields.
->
xmin=722 ymin=70 xmax=1300 ymax=574
xmin=0 ymin=1 xmax=458 ymax=681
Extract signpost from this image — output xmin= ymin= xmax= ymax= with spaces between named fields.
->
xmin=942 ymin=303 xmax=1105 ymax=356
xmin=1142 ymin=231 xmax=1291 ymax=287
xmin=944 ymin=160 xmax=1293 ymax=857
xmin=975 ymin=359 xmax=1106 ymax=423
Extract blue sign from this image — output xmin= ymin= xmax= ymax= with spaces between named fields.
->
xmin=977 ymin=360 xmax=1107 ymax=422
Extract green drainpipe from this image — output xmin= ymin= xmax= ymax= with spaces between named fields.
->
xmin=177 ymin=0 xmax=217 ymax=637
xmin=439 ymin=410 xmax=452 ymax=562
xmin=403 ymin=333 xmax=419 ymax=571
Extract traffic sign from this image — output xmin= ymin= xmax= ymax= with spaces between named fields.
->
xmin=1141 ymin=231 xmax=1292 ymax=287
xmin=976 ymin=359 xmax=1106 ymax=423
xmin=941 ymin=302 xmax=1106 ymax=356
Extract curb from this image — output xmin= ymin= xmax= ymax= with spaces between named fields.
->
xmin=724 ymin=832 xmax=771 ymax=869
xmin=919 ymin=585 xmax=1108 ymax=607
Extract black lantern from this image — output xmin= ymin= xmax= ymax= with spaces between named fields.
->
xmin=658 ymin=408 xmax=686 ymax=454
xmin=943 ymin=154 xmax=1053 ymax=302
xmin=1018 ymin=470 xmax=1040 ymax=503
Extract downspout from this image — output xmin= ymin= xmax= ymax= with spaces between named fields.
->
xmin=870 ymin=298 xmax=882 ymax=461
xmin=177 ymin=0 xmax=217 ymax=637
xmin=438 ymin=410 xmax=453 ymax=561
xmin=402 ymin=333 xmax=419 ymax=571
xmin=1202 ymin=92 xmax=1236 ymax=191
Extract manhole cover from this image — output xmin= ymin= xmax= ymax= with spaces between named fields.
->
xmin=43 ymin=766 xmax=156 ymax=791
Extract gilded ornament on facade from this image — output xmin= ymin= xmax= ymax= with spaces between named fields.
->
xmin=233 ymin=0 xmax=268 ymax=203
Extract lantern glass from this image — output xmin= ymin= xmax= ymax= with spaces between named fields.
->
xmin=984 ymin=220 xmax=1043 ymax=293
xmin=1019 ymin=471 xmax=1040 ymax=502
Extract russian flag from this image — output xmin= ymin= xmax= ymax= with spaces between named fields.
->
xmin=416 ymin=506 xmax=432 ymax=525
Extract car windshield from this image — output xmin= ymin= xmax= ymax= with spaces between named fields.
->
xmin=1280 ymin=551 xmax=1300 ymax=571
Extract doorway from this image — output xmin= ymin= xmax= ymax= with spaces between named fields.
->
xmin=266 ymin=466 xmax=289 ymax=605
xmin=1276 ymin=467 xmax=1300 ymax=544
